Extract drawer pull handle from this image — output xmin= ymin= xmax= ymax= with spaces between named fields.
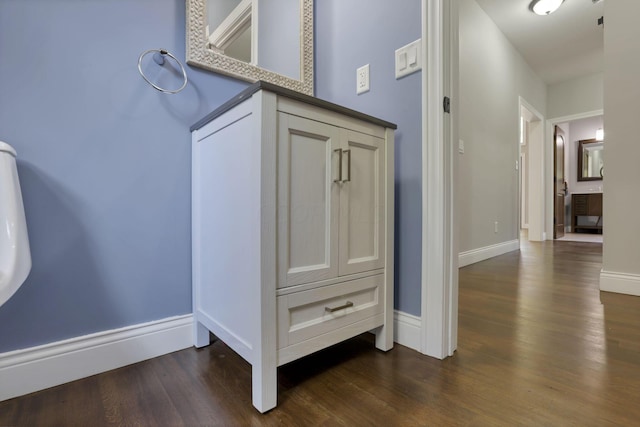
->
xmin=325 ymin=301 xmax=354 ymax=313
xmin=333 ymin=149 xmax=343 ymax=183
xmin=343 ymin=149 xmax=351 ymax=183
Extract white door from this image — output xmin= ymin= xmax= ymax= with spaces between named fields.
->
xmin=277 ymin=113 xmax=341 ymax=288
xmin=338 ymin=129 xmax=385 ymax=276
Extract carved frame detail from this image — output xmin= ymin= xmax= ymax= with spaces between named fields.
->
xmin=186 ymin=0 xmax=314 ymax=96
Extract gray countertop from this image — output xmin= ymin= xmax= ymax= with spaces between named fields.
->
xmin=191 ymin=81 xmax=398 ymax=132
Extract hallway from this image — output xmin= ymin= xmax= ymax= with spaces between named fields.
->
xmin=1 ymin=240 xmax=638 ymax=425
xmin=458 ymin=238 xmax=639 ymax=424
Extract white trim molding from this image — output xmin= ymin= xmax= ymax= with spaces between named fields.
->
xmin=422 ymin=0 xmax=446 ymax=359
xmin=519 ymin=96 xmax=545 ymax=242
xmin=421 ymin=0 xmax=458 ymax=360
xmin=208 ymin=0 xmax=252 ymax=52
xmin=459 ymin=240 xmax=520 ymax=268
xmin=393 ymin=310 xmax=422 ymax=352
xmin=0 ymin=315 xmax=193 ymax=402
xmin=600 ymin=270 xmax=640 ymax=297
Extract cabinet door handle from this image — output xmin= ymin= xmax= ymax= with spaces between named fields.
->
xmin=333 ymin=149 xmax=343 ymax=183
xmin=343 ymin=149 xmax=351 ymax=182
xmin=325 ymin=301 xmax=354 ymax=313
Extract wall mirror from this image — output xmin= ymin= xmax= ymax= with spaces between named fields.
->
xmin=186 ymin=0 xmax=314 ymax=96
xmin=578 ymin=138 xmax=604 ymax=181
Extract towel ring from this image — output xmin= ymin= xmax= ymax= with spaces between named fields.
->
xmin=138 ymin=49 xmax=188 ymax=94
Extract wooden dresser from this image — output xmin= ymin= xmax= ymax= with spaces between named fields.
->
xmin=190 ymin=82 xmax=396 ymax=412
xmin=571 ymin=193 xmax=603 ymax=233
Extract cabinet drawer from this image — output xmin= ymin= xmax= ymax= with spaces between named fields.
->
xmin=573 ymin=195 xmax=588 ymax=215
xmin=277 ymin=275 xmax=384 ymax=349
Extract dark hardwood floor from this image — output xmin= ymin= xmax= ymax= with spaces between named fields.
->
xmin=2 ymin=239 xmax=639 ymax=426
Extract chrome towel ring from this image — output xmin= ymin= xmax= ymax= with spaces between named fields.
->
xmin=138 ymin=49 xmax=188 ymax=94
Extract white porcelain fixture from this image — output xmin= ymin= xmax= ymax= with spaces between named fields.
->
xmin=0 ymin=141 xmax=31 ymax=307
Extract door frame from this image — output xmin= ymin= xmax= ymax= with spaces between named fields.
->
xmin=420 ymin=0 xmax=458 ymax=359
xmin=553 ymin=125 xmax=566 ymax=239
xmin=520 ymin=151 xmax=528 ymax=229
xmin=545 ymin=109 xmax=604 ymax=239
xmin=423 ymin=0 xmax=605 ymax=360
xmin=519 ymin=97 xmax=545 ymax=242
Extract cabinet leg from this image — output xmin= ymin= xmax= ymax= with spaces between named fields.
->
xmin=251 ymin=361 xmax=277 ymax=413
xmin=193 ymin=319 xmax=210 ymax=348
xmin=374 ymin=323 xmax=394 ymax=352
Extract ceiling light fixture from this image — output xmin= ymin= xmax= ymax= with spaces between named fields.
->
xmin=529 ymin=0 xmax=565 ymax=15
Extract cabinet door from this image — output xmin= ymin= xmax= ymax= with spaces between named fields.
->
xmin=573 ymin=194 xmax=588 ymax=215
xmin=338 ymin=129 xmax=385 ymax=276
xmin=277 ymin=113 xmax=341 ymax=288
xmin=588 ymin=193 xmax=603 ymax=216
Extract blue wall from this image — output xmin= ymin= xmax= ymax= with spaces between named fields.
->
xmin=0 ymin=0 xmax=248 ymax=353
xmin=0 ymin=0 xmax=423 ymax=354
xmin=315 ymin=0 xmax=422 ymax=315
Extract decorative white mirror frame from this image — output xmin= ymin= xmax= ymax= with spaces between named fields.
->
xmin=186 ymin=0 xmax=314 ymax=96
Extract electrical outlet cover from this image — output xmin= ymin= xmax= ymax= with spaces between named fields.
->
xmin=357 ymin=64 xmax=370 ymax=94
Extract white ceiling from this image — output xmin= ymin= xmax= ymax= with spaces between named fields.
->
xmin=474 ymin=0 xmax=605 ymax=85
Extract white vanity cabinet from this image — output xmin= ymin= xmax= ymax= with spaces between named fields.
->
xmin=191 ymin=82 xmax=395 ymax=413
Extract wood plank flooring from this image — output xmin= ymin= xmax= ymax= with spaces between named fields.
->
xmin=2 ymin=239 xmax=639 ymax=426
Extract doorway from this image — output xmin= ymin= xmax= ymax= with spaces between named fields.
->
xmin=546 ymin=113 xmax=604 ymax=243
xmin=553 ymin=125 xmax=567 ymax=239
xmin=519 ymin=98 xmax=545 ymax=242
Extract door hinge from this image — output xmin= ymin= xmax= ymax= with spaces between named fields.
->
xmin=443 ymin=96 xmax=450 ymax=114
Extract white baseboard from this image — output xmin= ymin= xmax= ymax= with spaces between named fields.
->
xmin=0 ymin=314 xmax=193 ymax=402
xmin=600 ymin=270 xmax=640 ymax=296
xmin=1 ymin=311 xmax=425 ymax=403
xmin=393 ymin=310 xmax=421 ymax=352
xmin=458 ymin=240 xmax=520 ymax=267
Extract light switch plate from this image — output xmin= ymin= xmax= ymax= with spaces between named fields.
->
xmin=396 ymin=39 xmax=422 ymax=79
xmin=357 ymin=64 xmax=370 ymax=94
